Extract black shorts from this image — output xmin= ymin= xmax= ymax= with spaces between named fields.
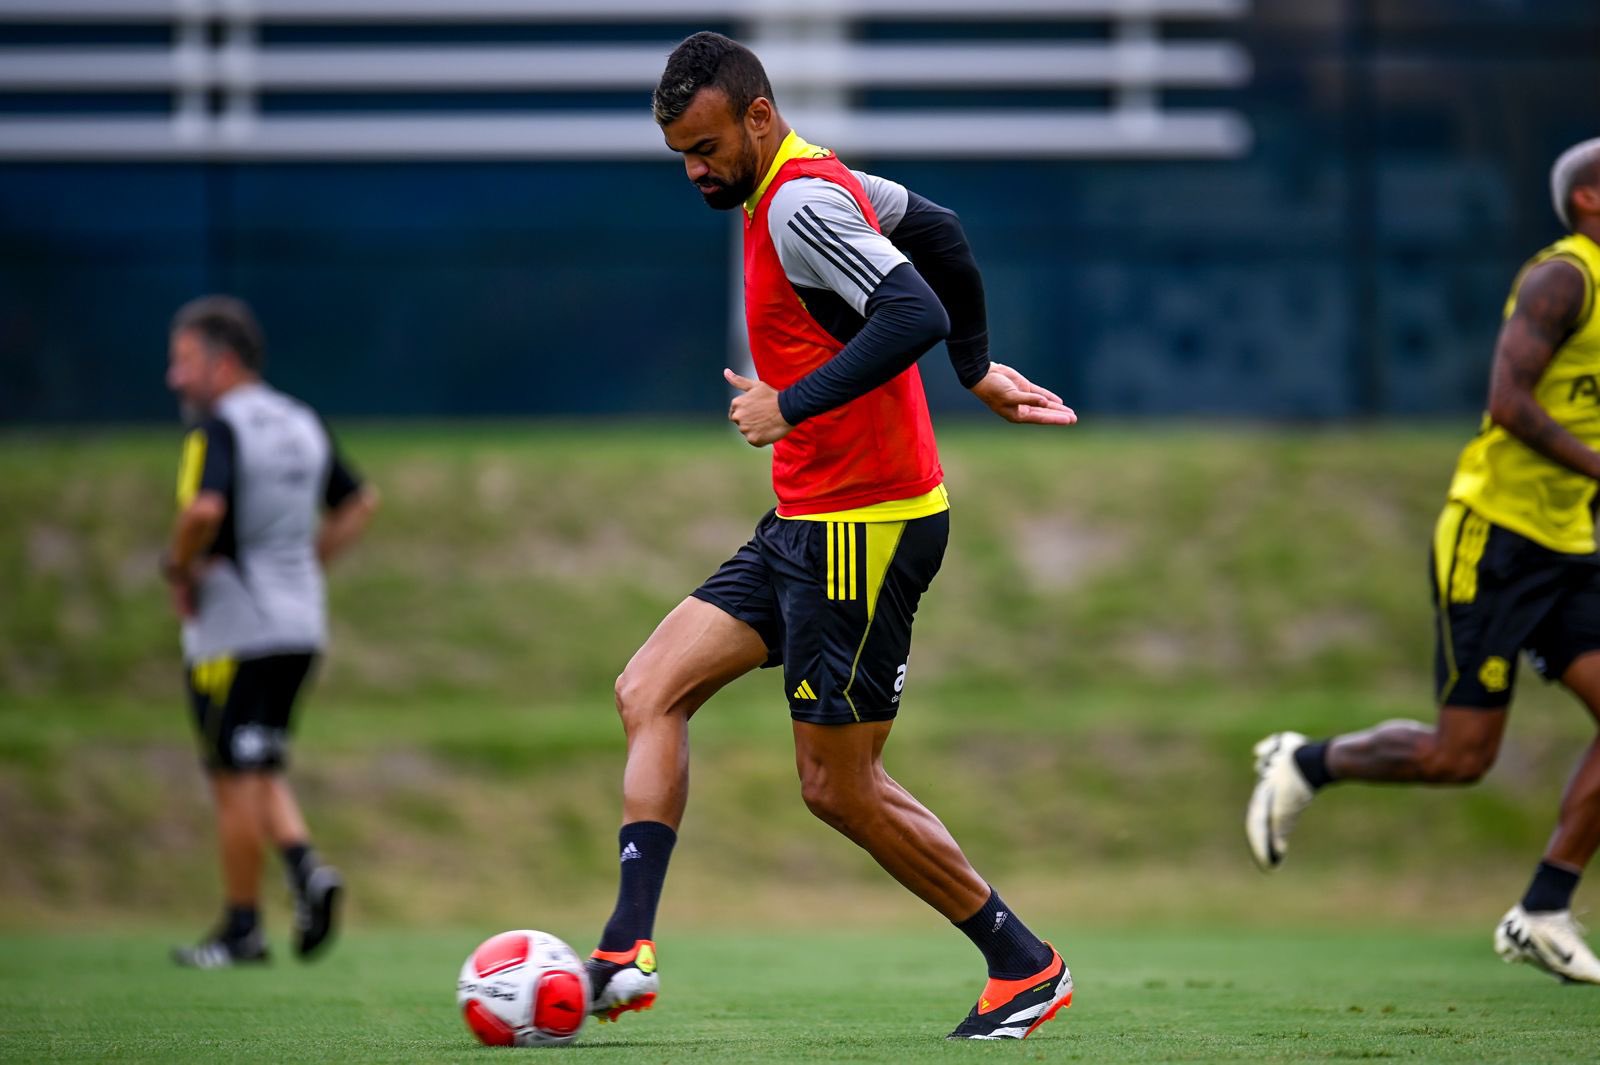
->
xmin=186 ymin=652 xmax=317 ymax=771
xmin=692 ymin=508 xmax=948 ymax=725
xmin=1432 ymin=502 xmax=1600 ymax=708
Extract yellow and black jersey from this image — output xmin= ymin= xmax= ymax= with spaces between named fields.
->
xmin=1447 ymin=232 xmax=1600 ymax=555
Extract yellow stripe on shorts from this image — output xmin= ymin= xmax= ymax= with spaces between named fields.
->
xmin=826 ymin=522 xmax=863 ymax=602
xmin=841 ymin=521 xmax=907 ymax=720
xmin=826 ymin=521 xmax=836 ymax=600
xmin=192 ymin=656 xmax=238 ymax=705
xmin=1450 ymin=512 xmax=1491 ymax=605
xmin=1432 ymin=502 xmax=1492 ymax=704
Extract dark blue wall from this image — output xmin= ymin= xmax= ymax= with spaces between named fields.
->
xmin=2 ymin=0 xmax=1598 ymax=423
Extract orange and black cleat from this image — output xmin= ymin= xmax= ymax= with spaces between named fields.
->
xmin=947 ymin=945 xmax=1073 ymax=1040
xmin=586 ymin=939 xmax=660 ymax=1023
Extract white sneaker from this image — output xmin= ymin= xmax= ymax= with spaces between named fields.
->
xmin=1246 ymin=731 xmax=1315 ymax=872
xmin=1494 ymin=905 xmax=1600 ymax=984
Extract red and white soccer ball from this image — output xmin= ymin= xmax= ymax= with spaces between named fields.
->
xmin=457 ymin=929 xmax=590 ymax=1047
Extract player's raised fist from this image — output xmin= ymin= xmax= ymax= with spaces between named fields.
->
xmin=724 ymin=368 xmax=793 ymax=447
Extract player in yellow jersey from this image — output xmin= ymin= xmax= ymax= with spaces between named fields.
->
xmin=1249 ymin=137 xmax=1600 ymax=984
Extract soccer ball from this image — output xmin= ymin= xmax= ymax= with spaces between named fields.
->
xmin=457 ymin=929 xmax=590 ymax=1047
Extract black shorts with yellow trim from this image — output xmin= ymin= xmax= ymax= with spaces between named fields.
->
xmin=186 ymin=652 xmax=318 ymax=771
xmin=1431 ymin=502 xmax=1600 ymax=708
xmin=691 ymin=508 xmax=948 ymax=725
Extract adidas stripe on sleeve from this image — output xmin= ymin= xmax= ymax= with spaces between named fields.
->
xmin=768 ymin=178 xmax=910 ymax=316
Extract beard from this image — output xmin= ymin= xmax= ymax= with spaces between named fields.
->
xmin=695 ymin=143 xmax=759 ymax=211
xmin=698 ymin=179 xmax=750 ymax=211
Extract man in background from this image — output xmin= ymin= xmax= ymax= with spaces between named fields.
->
xmin=1249 ymin=137 xmax=1600 ymax=984
xmin=163 ymin=295 xmax=378 ymax=968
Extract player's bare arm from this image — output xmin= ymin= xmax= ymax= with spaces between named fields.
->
xmin=162 ymin=488 xmax=226 ymax=617
xmin=318 ymin=484 xmax=380 ymax=565
xmin=1487 ymin=259 xmax=1600 ymax=479
xmin=166 ymin=489 xmax=226 ymax=571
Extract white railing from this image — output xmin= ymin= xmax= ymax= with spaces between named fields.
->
xmin=0 ymin=0 xmax=1252 ymax=160
xmin=0 ymin=43 xmax=1249 ymax=92
xmin=0 ymin=1 xmax=1249 ymax=21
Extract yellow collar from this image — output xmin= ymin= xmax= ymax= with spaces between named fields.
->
xmin=744 ymin=130 xmax=830 ymax=217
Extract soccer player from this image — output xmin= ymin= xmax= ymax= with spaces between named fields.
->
xmin=1248 ymin=136 xmax=1600 ymax=984
xmin=584 ymin=33 xmax=1078 ymax=1040
xmin=163 ymin=295 xmax=378 ymax=968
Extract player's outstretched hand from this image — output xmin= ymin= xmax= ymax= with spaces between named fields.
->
xmin=724 ymin=368 xmax=794 ymax=447
xmin=971 ymin=363 xmax=1078 ymax=426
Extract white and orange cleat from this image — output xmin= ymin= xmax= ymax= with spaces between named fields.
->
xmin=586 ymin=939 xmax=659 ymax=1022
xmin=947 ymin=945 xmax=1073 ymax=1040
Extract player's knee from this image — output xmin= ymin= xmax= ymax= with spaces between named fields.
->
xmin=1424 ymin=742 xmax=1495 ymax=783
xmin=797 ymin=767 xmax=868 ymax=833
xmin=613 ymin=667 xmax=689 ymax=733
xmin=801 ymin=784 xmax=852 ymax=832
xmin=797 ymin=765 xmax=839 ymax=823
xmin=1449 ymin=751 xmax=1494 ymax=783
xmin=613 ymin=670 xmax=649 ymax=732
xmin=209 ymin=770 xmax=265 ymax=809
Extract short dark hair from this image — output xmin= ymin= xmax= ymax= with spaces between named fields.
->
xmin=171 ymin=294 xmax=265 ymax=372
xmin=653 ymin=31 xmax=773 ymax=127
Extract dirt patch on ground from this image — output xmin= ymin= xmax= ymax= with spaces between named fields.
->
xmin=1278 ymin=608 xmax=1376 ymax=662
xmin=1010 ymin=515 xmax=1132 ymax=593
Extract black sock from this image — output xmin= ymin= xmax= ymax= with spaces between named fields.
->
xmin=281 ymin=842 xmax=315 ymax=888
xmin=1293 ymin=741 xmax=1335 ymax=791
xmin=954 ymin=888 xmax=1055 ymax=979
xmin=222 ymin=905 xmax=258 ymax=940
xmin=1522 ymin=860 xmax=1581 ymax=913
xmin=597 ymin=821 xmax=677 ymax=953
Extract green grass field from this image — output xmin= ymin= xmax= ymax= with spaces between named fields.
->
xmin=5 ymin=424 xmax=1600 ymax=1061
xmin=3 ymin=927 xmax=1597 ymax=1063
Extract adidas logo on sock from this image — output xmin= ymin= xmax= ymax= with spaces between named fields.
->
xmin=620 ymin=842 xmax=641 ymax=863
xmin=992 ymin=911 xmax=1008 ymax=933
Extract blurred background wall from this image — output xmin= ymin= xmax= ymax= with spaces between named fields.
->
xmin=0 ymin=0 xmax=1597 ymax=424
